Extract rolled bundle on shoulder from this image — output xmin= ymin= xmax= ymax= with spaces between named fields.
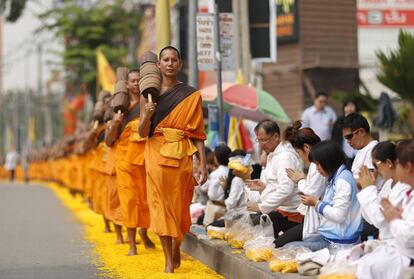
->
xmin=111 ymin=67 xmax=130 ymax=114
xmin=139 ymin=51 xmax=161 ymax=102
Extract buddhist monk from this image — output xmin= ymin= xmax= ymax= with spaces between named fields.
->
xmin=139 ymin=46 xmax=207 ymax=273
xmin=105 ymin=69 xmax=155 ymax=255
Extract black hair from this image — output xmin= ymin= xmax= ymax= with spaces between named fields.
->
xmin=315 ymin=91 xmax=328 ymax=99
xmin=224 ymin=149 xmax=247 ymax=199
xmin=159 ymin=45 xmax=181 ymax=60
xmin=342 ymin=100 xmax=359 ymax=114
xmin=254 ymin=119 xmax=280 ymax=135
xmin=396 ymin=140 xmax=414 ymax=166
xmin=372 ymin=141 xmax=397 ymax=163
xmin=284 ymin=120 xmax=321 ymax=150
xmin=341 ymin=113 xmax=370 ymax=133
xmin=214 ymin=144 xmax=231 ymax=166
xmin=309 ymin=140 xmax=346 ymax=178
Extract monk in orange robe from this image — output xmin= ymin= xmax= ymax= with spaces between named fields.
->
xmin=139 ymin=46 xmax=207 ymax=273
xmin=106 ymin=69 xmax=154 ymax=255
xmin=103 ymin=122 xmax=124 ymax=244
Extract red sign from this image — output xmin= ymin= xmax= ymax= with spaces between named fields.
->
xmin=358 ymin=9 xmax=414 ymax=26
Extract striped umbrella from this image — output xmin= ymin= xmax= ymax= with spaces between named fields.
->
xmin=200 ymin=83 xmax=290 ymax=123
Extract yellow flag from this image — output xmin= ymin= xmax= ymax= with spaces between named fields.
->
xmin=156 ymin=0 xmax=171 ymax=54
xmin=227 ymin=117 xmax=243 ymax=151
xmin=235 ymin=68 xmax=246 ymax=85
xmin=96 ymin=49 xmax=116 ymax=93
xmin=29 ymin=117 xmax=36 ymax=145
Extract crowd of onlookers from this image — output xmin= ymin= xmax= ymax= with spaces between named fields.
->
xmin=190 ymin=92 xmax=414 ymax=279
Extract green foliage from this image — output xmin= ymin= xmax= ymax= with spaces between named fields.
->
xmin=376 ymin=30 xmax=414 ymax=106
xmin=0 ymin=0 xmax=27 ymax=22
xmin=38 ymin=1 xmax=142 ymax=98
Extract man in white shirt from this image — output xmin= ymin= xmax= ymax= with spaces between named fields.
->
xmin=342 ymin=113 xmax=379 ymax=241
xmin=235 ymin=120 xmax=303 ymax=238
xmin=4 ymin=147 xmax=18 ymax=182
xmin=342 ymin=113 xmax=378 ymax=180
xmin=302 ymin=92 xmax=337 ymax=141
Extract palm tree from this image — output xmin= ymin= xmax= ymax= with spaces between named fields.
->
xmin=376 ymin=30 xmax=414 ymax=107
xmin=0 ymin=0 xmax=27 ymax=22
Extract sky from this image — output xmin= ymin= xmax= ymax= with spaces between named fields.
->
xmin=3 ymin=0 xmax=63 ymax=93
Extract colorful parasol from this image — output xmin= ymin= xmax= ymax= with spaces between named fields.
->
xmin=200 ymin=83 xmax=290 ymax=123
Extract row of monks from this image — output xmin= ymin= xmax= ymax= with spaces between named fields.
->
xmin=0 ymin=47 xmax=208 ymax=273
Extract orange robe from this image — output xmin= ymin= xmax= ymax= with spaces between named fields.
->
xmin=91 ymin=141 xmax=107 ymax=215
xmin=145 ymin=91 xmax=206 ymax=240
xmin=115 ymin=117 xmax=150 ymax=229
xmin=104 ymin=142 xmax=123 ymax=226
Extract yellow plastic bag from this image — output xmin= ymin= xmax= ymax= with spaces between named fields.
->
xmin=269 ymin=259 xmax=298 ymax=273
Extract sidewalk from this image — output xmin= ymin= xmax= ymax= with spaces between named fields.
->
xmin=0 ymin=182 xmax=100 ymax=279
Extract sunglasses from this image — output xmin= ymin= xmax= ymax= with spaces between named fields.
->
xmin=343 ymin=129 xmax=360 ymax=140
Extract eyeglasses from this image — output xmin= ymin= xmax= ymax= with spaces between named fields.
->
xmin=255 ymin=134 xmax=274 ymax=144
xmin=343 ymin=129 xmax=360 ymax=140
xmin=373 ymin=160 xmax=382 ymax=169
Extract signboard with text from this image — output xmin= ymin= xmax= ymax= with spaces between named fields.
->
xmin=357 ymin=0 xmax=414 ymax=27
xmin=196 ymin=13 xmax=236 ymax=71
xmin=196 ymin=14 xmax=215 ymax=71
xmin=276 ymin=0 xmax=299 ymax=45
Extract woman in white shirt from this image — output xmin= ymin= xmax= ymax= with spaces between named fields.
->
xmin=357 ymin=141 xmax=411 ymax=240
xmin=277 ymin=121 xmax=327 ymax=247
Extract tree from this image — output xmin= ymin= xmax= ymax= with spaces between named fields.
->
xmin=376 ymin=30 xmax=414 ymax=107
xmin=376 ymin=30 xmax=414 ymax=134
xmin=38 ymin=0 xmax=142 ymax=98
xmin=0 ymin=0 xmax=27 ymax=22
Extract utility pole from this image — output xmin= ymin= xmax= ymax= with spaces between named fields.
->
xmin=214 ymin=2 xmax=224 ymax=141
xmin=0 ymin=16 xmax=3 ymax=98
xmin=188 ymin=0 xmax=198 ymax=88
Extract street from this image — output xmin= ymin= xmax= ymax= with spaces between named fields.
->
xmin=0 ymin=182 xmax=100 ymax=279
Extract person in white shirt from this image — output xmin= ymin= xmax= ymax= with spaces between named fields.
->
xmin=202 ymin=144 xmax=231 ymax=226
xmin=234 ymin=120 xmax=303 ymax=239
xmin=342 ymin=112 xmax=379 ymax=241
xmin=301 ymin=91 xmax=337 ymax=141
xmin=282 ymin=121 xmax=327 ymax=247
xmin=355 ymin=140 xmax=414 ymax=279
xmin=357 ymin=141 xmax=411 ymax=241
xmin=4 ymin=147 xmax=18 ymax=182
xmin=342 ymin=113 xmax=378 ymax=180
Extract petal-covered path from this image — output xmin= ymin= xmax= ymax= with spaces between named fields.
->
xmin=0 ymin=182 xmax=223 ymax=279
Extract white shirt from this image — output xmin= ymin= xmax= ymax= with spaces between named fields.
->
xmin=5 ymin=151 xmax=18 ymax=171
xmin=390 ymin=188 xmax=414 ymax=259
xmin=302 ymin=105 xmax=337 ymax=141
xmin=225 ymin=177 xmax=246 ymax=212
xmin=351 ymin=140 xmax=378 ymax=180
xmin=202 ymin=165 xmax=228 ymax=201
xmin=358 ymin=180 xmax=411 ymax=240
xmin=297 ymin=163 xmax=327 ymax=238
xmin=245 ymin=142 xmax=302 ymax=214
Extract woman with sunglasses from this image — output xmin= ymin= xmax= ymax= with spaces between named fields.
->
xmin=284 ymin=140 xmax=362 ymax=252
xmin=357 ymin=141 xmax=411 ymax=240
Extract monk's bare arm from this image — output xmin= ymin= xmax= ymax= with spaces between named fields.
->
xmin=193 ymin=139 xmax=208 ymax=185
xmin=138 ymin=95 xmax=156 ymax=138
xmin=104 ymin=118 xmax=121 ymax=147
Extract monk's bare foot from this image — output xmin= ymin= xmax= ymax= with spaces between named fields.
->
xmin=127 ymin=246 xmax=137 ymax=256
xmin=139 ymin=229 xmax=155 ymax=249
xmin=164 ymin=264 xmax=174 ymax=273
xmin=116 ymin=237 xmax=124 ymax=244
xmin=104 ymin=227 xmax=112 ymax=233
xmin=173 ymin=251 xmax=181 ymax=269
